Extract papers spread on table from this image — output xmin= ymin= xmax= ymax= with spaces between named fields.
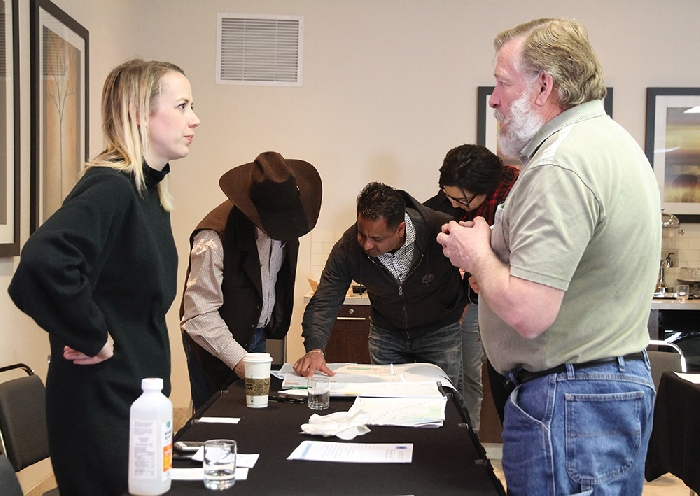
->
xmin=349 ymin=396 xmax=447 ymax=428
xmin=279 ymin=362 xmax=453 ymax=398
xmin=171 ymin=467 xmax=249 ymax=481
xmin=288 ymin=441 xmax=413 ymax=463
xmin=676 ymin=372 xmax=700 ymax=384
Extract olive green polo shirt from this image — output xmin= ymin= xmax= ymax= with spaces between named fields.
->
xmin=481 ymin=100 xmax=661 ymax=374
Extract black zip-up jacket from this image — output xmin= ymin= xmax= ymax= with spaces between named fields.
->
xmin=302 ymin=191 xmax=468 ymax=351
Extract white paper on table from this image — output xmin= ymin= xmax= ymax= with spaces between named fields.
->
xmin=280 ymin=362 xmax=454 ymax=393
xmin=333 ymin=364 xmax=397 ymax=376
xmin=349 ymin=396 xmax=447 ymax=427
xmin=287 ymin=441 xmax=413 ymax=463
xmin=332 ymin=381 xmax=443 ymax=398
xmin=391 ymin=363 xmax=454 ymax=388
xmin=280 ymin=381 xmax=443 ymax=398
xmin=195 ymin=416 xmax=240 ymax=424
xmin=190 ymin=450 xmax=259 ymax=468
xmin=676 ymin=372 xmax=700 ymax=384
xmin=282 ymin=373 xmax=393 ymax=389
xmin=171 ymin=467 xmax=249 ymax=480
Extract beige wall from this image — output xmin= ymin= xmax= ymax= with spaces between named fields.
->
xmin=2 ymin=0 xmax=700 ymax=489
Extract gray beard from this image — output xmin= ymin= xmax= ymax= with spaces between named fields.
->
xmin=495 ymin=91 xmax=544 ymax=160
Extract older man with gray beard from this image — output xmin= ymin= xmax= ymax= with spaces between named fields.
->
xmin=437 ymin=18 xmax=660 ymax=494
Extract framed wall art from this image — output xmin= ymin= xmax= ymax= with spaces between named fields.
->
xmin=477 ymin=86 xmax=613 ymax=168
xmin=30 ymin=0 xmax=88 ymax=232
xmin=0 ymin=0 xmax=20 ymax=257
xmin=645 ymin=87 xmax=700 ymax=223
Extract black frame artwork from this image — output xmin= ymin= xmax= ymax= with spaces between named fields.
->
xmin=645 ymin=87 xmax=700 ymax=224
xmin=0 ymin=0 xmax=20 ymax=257
xmin=30 ymin=0 xmax=89 ymax=232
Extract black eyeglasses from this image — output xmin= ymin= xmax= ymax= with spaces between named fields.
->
xmin=442 ymin=188 xmax=475 ymax=207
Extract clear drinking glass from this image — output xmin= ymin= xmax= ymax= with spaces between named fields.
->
xmin=203 ymin=439 xmax=236 ymax=490
xmin=307 ymin=376 xmax=331 ymax=410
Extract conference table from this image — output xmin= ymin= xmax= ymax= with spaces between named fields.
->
xmin=170 ymin=374 xmax=506 ymax=495
xmin=645 ymin=371 xmax=700 ymax=492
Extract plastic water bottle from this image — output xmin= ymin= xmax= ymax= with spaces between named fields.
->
xmin=128 ymin=378 xmax=173 ymax=495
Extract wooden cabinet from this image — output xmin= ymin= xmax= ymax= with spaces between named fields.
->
xmin=324 ymin=305 xmax=371 ymax=364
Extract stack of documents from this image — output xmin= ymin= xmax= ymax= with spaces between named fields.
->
xmin=348 ymin=396 xmax=447 ymax=428
xmin=278 ymin=362 xmax=453 ymax=398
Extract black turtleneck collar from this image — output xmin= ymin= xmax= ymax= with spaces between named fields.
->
xmin=143 ymin=162 xmax=170 ymax=188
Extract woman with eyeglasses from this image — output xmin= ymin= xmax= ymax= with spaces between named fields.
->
xmin=425 ymin=144 xmax=518 ymax=434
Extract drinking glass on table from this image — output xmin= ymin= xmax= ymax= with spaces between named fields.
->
xmin=203 ymin=439 xmax=236 ymax=490
xmin=308 ymin=376 xmax=330 ymax=410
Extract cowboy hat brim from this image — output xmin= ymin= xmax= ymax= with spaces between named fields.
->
xmin=219 ymin=152 xmax=322 ymax=240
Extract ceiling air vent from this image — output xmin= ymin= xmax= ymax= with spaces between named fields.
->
xmin=217 ymin=14 xmax=303 ymax=86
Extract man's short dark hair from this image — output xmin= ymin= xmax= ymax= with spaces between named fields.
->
xmin=356 ymin=182 xmax=405 ymax=229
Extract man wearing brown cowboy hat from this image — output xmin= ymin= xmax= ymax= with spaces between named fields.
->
xmin=180 ymin=151 xmax=322 ymax=410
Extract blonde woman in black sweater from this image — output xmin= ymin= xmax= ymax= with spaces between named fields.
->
xmin=9 ymin=58 xmax=200 ymax=495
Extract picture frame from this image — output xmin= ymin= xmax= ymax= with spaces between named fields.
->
xmin=0 ymin=0 xmax=20 ymax=257
xmin=645 ymin=87 xmax=700 ymax=223
xmin=477 ymin=86 xmax=613 ymax=166
xmin=30 ymin=0 xmax=88 ymax=232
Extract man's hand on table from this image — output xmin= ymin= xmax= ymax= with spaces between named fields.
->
xmin=293 ymin=349 xmax=335 ymax=378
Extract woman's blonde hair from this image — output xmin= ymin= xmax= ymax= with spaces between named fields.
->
xmin=494 ymin=18 xmax=606 ymax=108
xmin=86 ymin=59 xmax=185 ymax=211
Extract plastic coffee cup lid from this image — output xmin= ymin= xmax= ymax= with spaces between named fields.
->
xmin=243 ymin=352 xmax=272 ymax=362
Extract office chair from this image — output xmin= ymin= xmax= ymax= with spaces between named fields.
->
xmin=0 ymin=363 xmax=50 ymax=472
xmin=646 ymin=340 xmax=687 ymax=391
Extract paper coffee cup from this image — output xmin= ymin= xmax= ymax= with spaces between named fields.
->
xmin=243 ymin=353 xmax=272 ymax=408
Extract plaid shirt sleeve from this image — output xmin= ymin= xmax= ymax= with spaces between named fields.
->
xmin=459 ymin=166 xmax=519 ymax=225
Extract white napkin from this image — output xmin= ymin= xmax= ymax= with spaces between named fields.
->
xmin=301 ymin=411 xmax=371 ymax=440
xmin=195 ymin=417 xmax=240 ymax=424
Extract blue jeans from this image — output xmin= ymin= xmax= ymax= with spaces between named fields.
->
xmin=461 ymin=303 xmax=483 ymax=432
xmin=368 ymin=321 xmax=463 ymax=394
xmin=183 ymin=327 xmax=267 ymax=411
xmin=248 ymin=327 xmax=268 ymax=354
xmin=502 ymin=353 xmax=654 ymax=495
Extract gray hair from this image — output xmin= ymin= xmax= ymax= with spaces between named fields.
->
xmin=494 ymin=18 xmax=606 ymax=108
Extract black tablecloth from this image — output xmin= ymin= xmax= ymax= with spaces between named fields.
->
xmin=645 ymin=371 xmax=700 ymax=491
xmin=169 ymin=377 xmax=505 ymax=495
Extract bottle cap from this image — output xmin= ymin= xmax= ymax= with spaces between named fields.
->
xmin=141 ymin=377 xmax=164 ymax=391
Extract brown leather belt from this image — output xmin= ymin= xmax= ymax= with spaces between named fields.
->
xmin=512 ymin=352 xmax=645 ymax=385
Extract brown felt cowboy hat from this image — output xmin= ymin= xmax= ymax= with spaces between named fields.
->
xmin=219 ymin=151 xmax=322 ymax=240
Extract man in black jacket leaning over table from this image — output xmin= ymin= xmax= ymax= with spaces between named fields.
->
xmin=294 ymin=182 xmax=468 ymax=396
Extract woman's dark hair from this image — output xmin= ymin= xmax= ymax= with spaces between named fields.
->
xmin=356 ymin=182 xmax=405 ymax=229
xmin=438 ymin=144 xmax=505 ymax=195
